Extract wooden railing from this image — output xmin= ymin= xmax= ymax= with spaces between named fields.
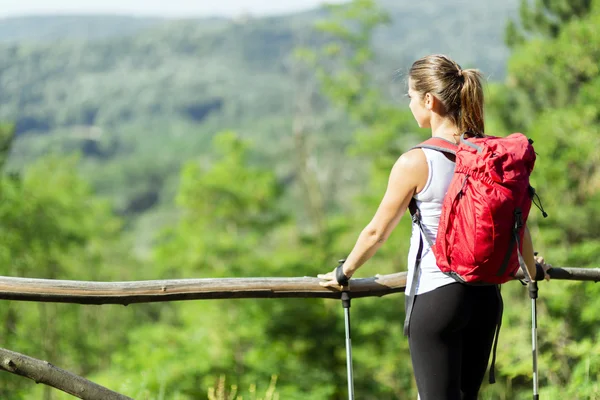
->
xmin=1 ymin=267 xmax=599 ymax=399
xmin=1 ymin=267 xmax=598 ymax=304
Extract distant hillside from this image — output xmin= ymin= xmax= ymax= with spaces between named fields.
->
xmin=377 ymin=0 xmax=519 ymax=80
xmin=0 ymin=1 xmax=518 ymax=133
xmin=0 ymin=17 xmax=311 ymax=136
xmin=0 ymin=0 xmax=519 ymax=216
xmin=0 ymin=15 xmax=169 ymax=42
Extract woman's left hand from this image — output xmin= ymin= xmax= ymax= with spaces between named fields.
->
xmin=317 ymin=270 xmax=346 ymax=289
xmin=535 ymin=254 xmax=552 ymax=281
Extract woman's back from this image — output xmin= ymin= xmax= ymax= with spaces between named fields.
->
xmin=405 ymin=148 xmax=456 ymax=295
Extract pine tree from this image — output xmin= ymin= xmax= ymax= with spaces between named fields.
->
xmin=505 ymin=0 xmax=594 ymax=47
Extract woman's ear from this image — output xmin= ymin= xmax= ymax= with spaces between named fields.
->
xmin=424 ymin=93 xmax=434 ymax=110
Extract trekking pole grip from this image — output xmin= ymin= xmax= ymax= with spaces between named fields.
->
xmin=529 ymin=281 xmax=539 ymax=300
xmin=341 ymin=291 xmax=351 ymax=309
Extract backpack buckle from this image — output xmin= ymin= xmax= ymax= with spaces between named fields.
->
xmin=514 ymin=208 xmax=524 ymax=229
xmin=412 ymin=209 xmax=421 ymax=224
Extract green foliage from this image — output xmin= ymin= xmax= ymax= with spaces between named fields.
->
xmin=1 ymin=1 xmax=599 ymax=399
xmin=504 ymin=11 xmax=600 ymax=129
xmin=505 ymin=0 xmax=594 ymax=47
xmin=0 ymin=154 xmax=150 ymax=399
xmin=153 ymin=131 xmax=286 ymax=278
xmin=208 ymin=375 xmax=279 ymax=400
xmin=0 ymin=123 xmax=15 ymax=170
xmin=488 ymin=2 xmax=600 ymax=398
xmin=88 ymin=131 xmax=347 ymax=399
xmin=292 ymin=2 xmax=419 ymax=398
xmin=297 ymin=0 xmax=425 ymax=218
xmin=0 ymin=1 xmax=518 ymax=234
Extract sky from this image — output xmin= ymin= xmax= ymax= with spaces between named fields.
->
xmin=0 ymin=0 xmax=345 ymax=18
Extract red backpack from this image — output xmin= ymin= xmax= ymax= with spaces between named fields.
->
xmin=404 ymin=133 xmax=547 ymax=383
xmin=409 ymin=133 xmax=539 ymax=284
xmin=403 ymin=133 xmax=545 ymax=383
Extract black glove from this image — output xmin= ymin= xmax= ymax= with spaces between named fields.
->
xmin=335 ymin=258 xmax=350 ymax=286
xmin=535 ymin=262 xmax=546 ymax=281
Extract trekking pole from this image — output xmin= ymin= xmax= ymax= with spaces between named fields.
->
xmin=341 ymin=291 xmax=355 ymax=400
xmin=529 ymin=281 xmax=539 ymax=400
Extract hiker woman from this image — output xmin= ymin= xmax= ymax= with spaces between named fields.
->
xmin=318 ymin=54 xmax=551 ymax=400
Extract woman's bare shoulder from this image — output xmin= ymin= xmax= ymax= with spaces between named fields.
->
xmin=393 ymin=148 xmax=428 ymax=173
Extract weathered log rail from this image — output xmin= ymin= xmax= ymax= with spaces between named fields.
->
xmin=1 ymin=267 xmax=598 ymax=399
xmin=0 ymin=348 xmax=131 ymax=400
xmin=0 ymin=267 xmax=597 ymax=305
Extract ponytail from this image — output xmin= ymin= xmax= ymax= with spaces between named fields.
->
xmin=459 ymin=69 xmax=485 ymax=137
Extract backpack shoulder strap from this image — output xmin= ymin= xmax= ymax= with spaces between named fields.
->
xmin=410 ymin=137 xmax=458 ymax=156
xmin=407 ymin=137 xmax=457 ymax=218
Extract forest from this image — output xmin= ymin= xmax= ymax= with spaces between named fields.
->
xmin=0 ymin=0 xmax=599 ymax=398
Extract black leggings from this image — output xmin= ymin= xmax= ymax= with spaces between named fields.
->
xmin=407 ymin=283 xmax=501 ymax=400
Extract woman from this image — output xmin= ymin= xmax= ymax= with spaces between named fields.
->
xmin=318 ymin=54 xmax=550 ymax=400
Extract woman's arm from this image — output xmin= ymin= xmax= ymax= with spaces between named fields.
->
xmin=522 ymin=225 xmax=551 ymax=281
xmin=318 ymin=149 xmax=428 ymax=288
xmin=521 ymin=225 xmax=538 ymax=280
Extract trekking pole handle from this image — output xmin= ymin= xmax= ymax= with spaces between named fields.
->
xmin=341 ymin=291 xmax=351 ymax=309
xmin=529 ymin=281 xmax=539 ymax=300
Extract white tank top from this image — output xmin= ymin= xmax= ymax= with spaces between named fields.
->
xmin=405 ymin=148 xmax=457 ymax=295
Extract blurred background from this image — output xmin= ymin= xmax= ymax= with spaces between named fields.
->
xmin=0 ymin=0 xmax=598 ymax=399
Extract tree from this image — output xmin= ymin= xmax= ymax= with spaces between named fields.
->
xmin=294 ymin=1 xmax=427 ymax=397
xmin=0 ymin=135 xmax=144 ymax=399
xmin=505 ymin=0 xmax=594 ymax=47
xmin=488 ymin=3 xmax=600 ymax=398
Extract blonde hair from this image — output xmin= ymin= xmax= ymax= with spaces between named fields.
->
xmin=409 ymin=54 xmax=485 ymax=137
